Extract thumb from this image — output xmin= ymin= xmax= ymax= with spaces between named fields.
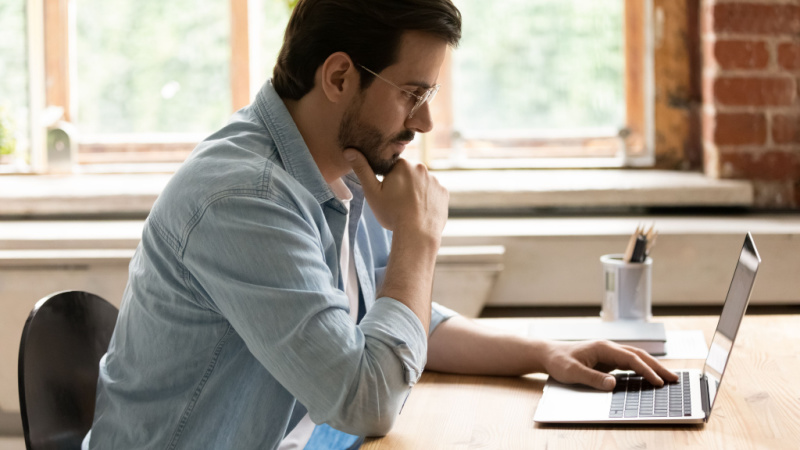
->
xmin=574 ymin=365 xmax=616 ymax=391
xmin=343 ymin=148 xmax=380 ymax=193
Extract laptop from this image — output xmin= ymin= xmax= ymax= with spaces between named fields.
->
xmin=533 ymin=232 xmax=761 ymax=424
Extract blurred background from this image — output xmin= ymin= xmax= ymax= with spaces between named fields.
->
xmin=1 ymin=0 xmax=799 ymax=446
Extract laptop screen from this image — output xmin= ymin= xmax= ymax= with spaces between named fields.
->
xmin=702 ymin=233 xmax=761 ymax=415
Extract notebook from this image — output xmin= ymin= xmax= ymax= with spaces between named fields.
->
xmin=533 ymin=232 xmax=760 ymax=424
xmin=528 ymin=320 xmax=667 ymax=356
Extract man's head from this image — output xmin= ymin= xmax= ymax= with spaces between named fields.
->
xmin=274 ymin=0 xmax=461 ymax=100
xmin=273 ymin=0 xmax=461 ymax=175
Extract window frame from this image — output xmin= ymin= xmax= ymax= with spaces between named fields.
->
xmin=1 ymin=0 xmax=47 ymax=174
xmin=27 ymin=0 xmax=254 ymax=170
xmin=424 ymin=0 xmax=655 ymax=169
xmin=18 ymin=0 xmax=654 ymax=173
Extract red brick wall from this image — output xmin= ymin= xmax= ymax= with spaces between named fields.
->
xmin=702 ymin=0 xmax=800 ymax=208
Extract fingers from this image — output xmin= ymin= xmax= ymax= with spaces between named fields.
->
xmin=549 ymin=341 xmax=680 ymax=392
xmin=575 ymin=344 xmax=678 ymax=391
xmin=343 ymin=148 xmax=380 ymax=194
xmin=604 ymin=344 xmax=677 ymax=387
xmin=573 ymin=363 xmax=617 ymax=391
xmin=622 ymin=345 xmax=679 ymax=383
xmin=607 ymin=347 xmax=663 ymax=386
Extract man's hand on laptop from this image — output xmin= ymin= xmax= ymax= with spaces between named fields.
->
xmin=543 ymin=340 xmax=679 ymax=391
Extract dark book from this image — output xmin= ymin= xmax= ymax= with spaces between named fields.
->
xmin=528 ymin=320 xmax=667 ymax=356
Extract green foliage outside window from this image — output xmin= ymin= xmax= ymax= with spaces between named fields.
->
xmin=453 ymin=0 xmax=624 ymax=134
xmin=70 ymin=0 xmax=623 ymax=139
xmin=0 ymin=0 xmax=28 ymax=160
xmin=75 ymin=0 xmax=231 ymax=135
xmin=0 ymin=106 xmax=17 ymax=156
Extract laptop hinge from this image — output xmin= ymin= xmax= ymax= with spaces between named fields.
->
xmin=700 ymin=374 xmax=711 ymax=422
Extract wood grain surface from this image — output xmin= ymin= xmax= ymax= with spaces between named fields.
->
xmin=363 ymin=315 xmax=800 ymax=450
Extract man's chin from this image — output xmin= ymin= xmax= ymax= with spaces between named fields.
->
xmin=367 ymin=155 xmax=398 ymax=176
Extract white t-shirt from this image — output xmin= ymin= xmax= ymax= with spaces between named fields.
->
xmin=278 ymin=178 xmax=359 ymax=449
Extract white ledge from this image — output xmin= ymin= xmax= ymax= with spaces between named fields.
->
xmin=0 ymin=169 xmax=753 ymax=216
xmin=438 ymin=170 xmax=753 ymax=209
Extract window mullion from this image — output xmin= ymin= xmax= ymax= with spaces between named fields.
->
xmin=230 ymin=0 xmax=251 ymax=112
xmin=26 ymin=0 xmax=47 ymax=172
xmin=43 ymin=0 xmax=70 ymax=121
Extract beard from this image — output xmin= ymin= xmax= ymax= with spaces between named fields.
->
xmin=337 ymin=94 xmax=415 ymax=176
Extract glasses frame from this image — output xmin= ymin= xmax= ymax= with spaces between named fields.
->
xmin=358 ymin=64 xmax=440 ymax=119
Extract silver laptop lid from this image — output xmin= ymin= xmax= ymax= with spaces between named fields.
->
xmin=702 ymin=232 xmax=761 ymax=417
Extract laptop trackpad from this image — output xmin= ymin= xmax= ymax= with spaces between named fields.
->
xmin=534 ymin=379 xmax=610 ymax=423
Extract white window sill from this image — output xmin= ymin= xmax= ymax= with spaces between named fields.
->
xmin=437 ymin=170 xmax=753 ymax=210
xmin=0 ymin=169 xmax=753 ymax=217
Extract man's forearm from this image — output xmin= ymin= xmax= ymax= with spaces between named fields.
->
xmin=344 ymin=151 xmax=448 ymax=336
xmin=377 ymin=231 xmax=440 ymax=335
xmin=426 ymin=315 xmax=679 ymax=391
xmin=426 ymin=315 xmax=549 ymax=375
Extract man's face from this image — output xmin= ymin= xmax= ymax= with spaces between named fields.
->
xmin=337 ymin=92 xmax=414 ymax=175
xmin=337 ymin=31 xmax=448 ymax=176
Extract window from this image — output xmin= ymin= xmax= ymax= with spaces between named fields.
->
xmin=68 ymin=0 xmax=293 ymax=170
xmin=424 ymin=0 xmax=653 ymax=168
xmin=5 ymin=0 xmax=652 ymax=173
xmin=76 ymin=2 xmax=231 ymax=136
xmin=0 ymin=0 xmax=30 ymax=171
xmin=74 ymin=0 xmax=232 ymax=166
xmin=457 ymin=1 xmax=625 ymax=133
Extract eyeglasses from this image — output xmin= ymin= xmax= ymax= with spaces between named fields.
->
xmin=358 ymin=64 xmax=440 ymax=119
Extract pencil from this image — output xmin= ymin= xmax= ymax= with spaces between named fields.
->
xmin=623 ymin=224 xmax=641 ymax=262
xmin=646 ymin=230 xmax=658 ymax=256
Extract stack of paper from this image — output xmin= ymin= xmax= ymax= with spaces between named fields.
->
xmin=528 ymin=320 xmax=667 ymax=356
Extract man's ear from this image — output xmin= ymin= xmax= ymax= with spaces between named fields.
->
xmin=319 ymin=52 xmax=358 ymax=104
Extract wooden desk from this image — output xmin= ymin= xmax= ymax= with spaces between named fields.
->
xmin=363 ymin=315 xmax=800 ymax=449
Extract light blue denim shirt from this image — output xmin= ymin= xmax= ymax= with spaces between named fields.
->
xmin=86 ymin=80 xmax=455 ymax=449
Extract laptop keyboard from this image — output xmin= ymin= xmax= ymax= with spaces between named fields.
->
xmin=609 ymin=371 xmax=692 ymax=418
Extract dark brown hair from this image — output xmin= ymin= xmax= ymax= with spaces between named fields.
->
xmin=273 ymin=0 xmax=461 ymax=100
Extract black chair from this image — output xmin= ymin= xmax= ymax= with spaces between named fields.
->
xmin=18 ymin=291 xmax=118 ymax=450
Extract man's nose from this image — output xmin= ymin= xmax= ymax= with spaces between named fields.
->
xmin=406 ymin=102 xmax=434 ymax=134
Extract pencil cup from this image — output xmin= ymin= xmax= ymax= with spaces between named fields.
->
xmin=600 ymin=254 xmax=652 ymax=322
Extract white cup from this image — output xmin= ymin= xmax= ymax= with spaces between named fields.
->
xmin=600 ymin=254 xmax=652 ymax=321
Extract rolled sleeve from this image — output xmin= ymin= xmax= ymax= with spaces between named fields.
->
xmin=431 ymin=302 xmax=458 ymax=336
xmin=359 ymin=297 xmax=428 ymax=386
xmin=361 ymin=206 xmax=458 ymax=339
xmin=182 ymin=194 xmax=427 ymax=436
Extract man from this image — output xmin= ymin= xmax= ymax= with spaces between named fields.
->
xmin=86 ymin=0 xmax=677 ymax=448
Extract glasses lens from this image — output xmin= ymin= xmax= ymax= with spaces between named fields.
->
xmin=408 ymin=85 xmax=440 ymax=118
xmin=409 ymin=98 xmax=425 ymax=118
xmin=427 ymin=85 xmax=440 ymax=105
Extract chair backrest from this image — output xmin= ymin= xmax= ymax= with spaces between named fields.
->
xmin=18 ymin=291 xmax=119 ymax=450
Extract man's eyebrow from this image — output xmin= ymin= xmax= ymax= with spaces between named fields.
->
xmin=404 ymin=80 xmax=434 ymax=90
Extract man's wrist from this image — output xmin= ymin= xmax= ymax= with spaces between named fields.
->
xmin=391 ymin=226 xmax=442 ymax=252
xmin=526 ymin=338 xmax=554 ymax=375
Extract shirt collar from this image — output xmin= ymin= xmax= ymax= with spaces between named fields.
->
xmin=254 ymin=79 xmax=340 ymax=207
